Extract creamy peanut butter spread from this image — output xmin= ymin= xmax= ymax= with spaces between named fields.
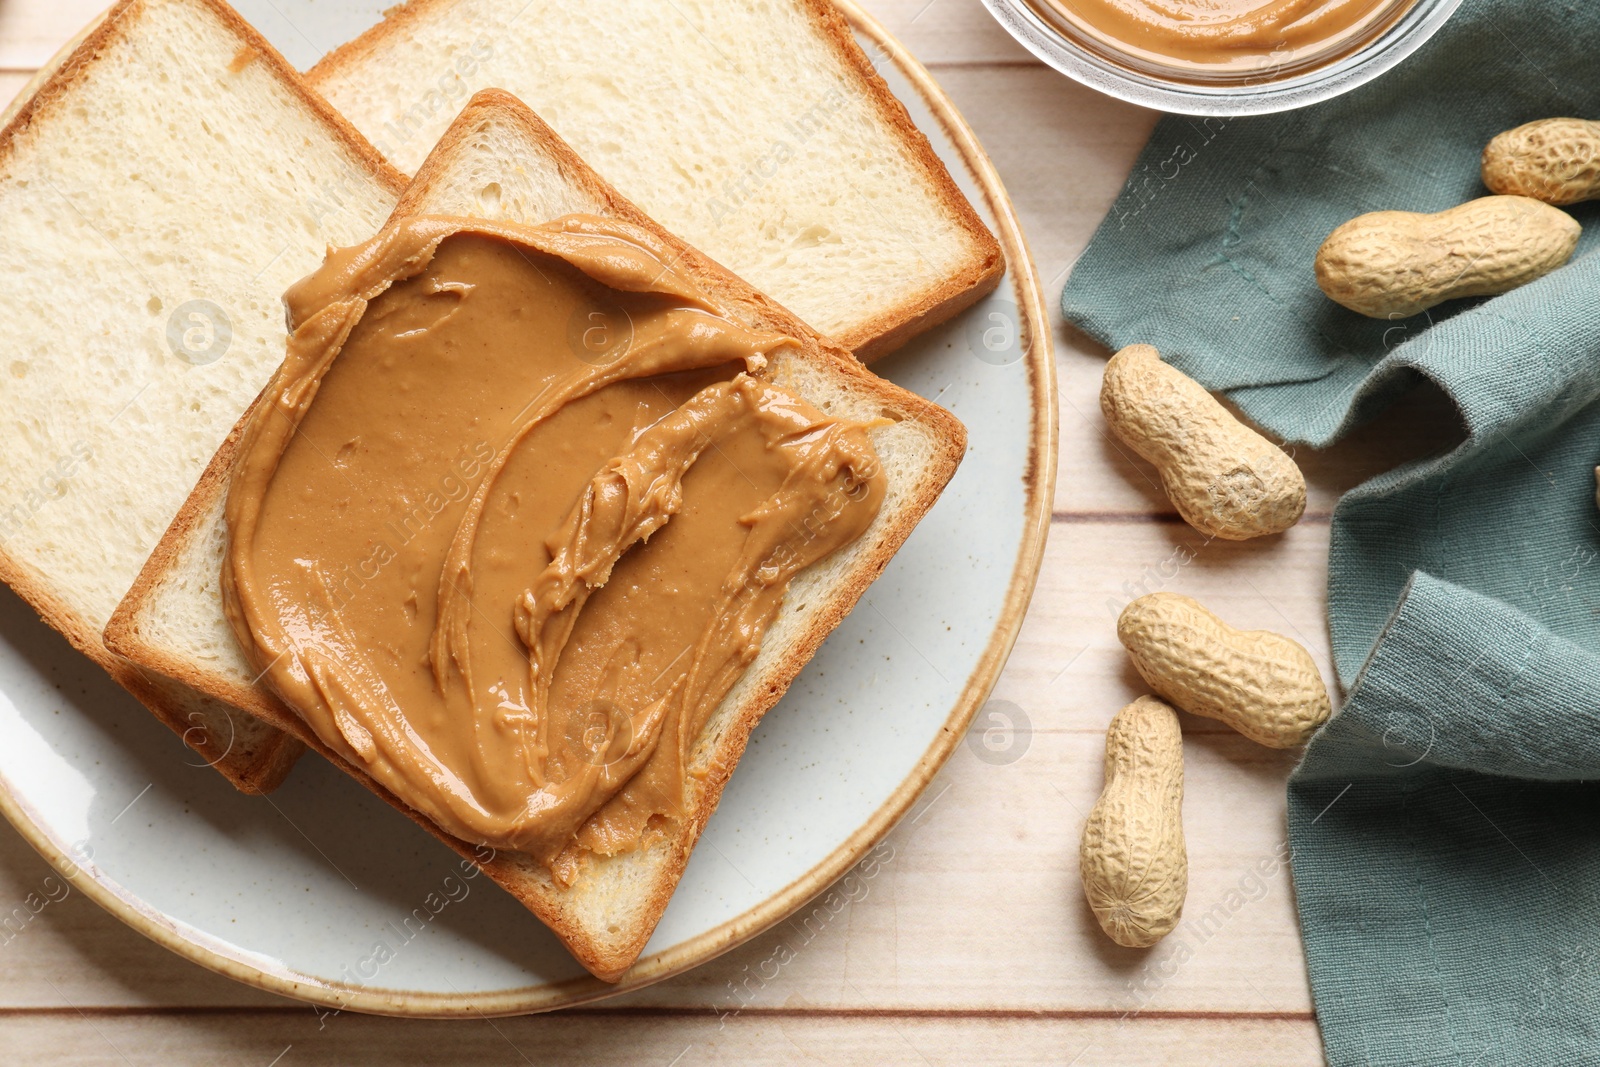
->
xmin=223 ymin=214 xmax=886 ymax=880
xmin=1033 ymin=0 xmax=1412 ymax=75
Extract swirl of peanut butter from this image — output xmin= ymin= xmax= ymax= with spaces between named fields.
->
xmin=223 ymin=215 xmax=886 ymax=879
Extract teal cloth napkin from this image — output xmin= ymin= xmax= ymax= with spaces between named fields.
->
xmin=1060 ymin=2 xmax=1600 ymax=1062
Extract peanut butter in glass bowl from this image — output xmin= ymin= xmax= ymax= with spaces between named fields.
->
xmin=981 ymin=0 xmax=1462 ymax=114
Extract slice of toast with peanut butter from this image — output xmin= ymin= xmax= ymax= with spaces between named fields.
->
xmin=107 ymin=90 xmax=966 ymax=980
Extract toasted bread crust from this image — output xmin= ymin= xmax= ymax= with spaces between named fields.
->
xmin=110 ymin=91 xmax=966 ymax=979
xmin=305 ymin=0 xmax=1003 ymax=362
xmin=0 ymin=0 xmax=404 ymax=792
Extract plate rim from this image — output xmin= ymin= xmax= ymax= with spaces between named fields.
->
xmin=0 ymin=0 xmax=1059 ymax=1018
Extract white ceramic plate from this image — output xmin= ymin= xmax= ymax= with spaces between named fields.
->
xmin=0 ymin=0 xmax=1055 ymax=1016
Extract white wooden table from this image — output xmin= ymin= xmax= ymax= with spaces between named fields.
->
xmin=0 ymin=0 xmax=1447 ymax=1060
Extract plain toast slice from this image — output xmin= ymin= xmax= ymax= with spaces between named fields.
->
xmin=110 ymin=90 xmax=966 ymax=978
xmin=0 ymin=0 xmax=405 ymax=790
xmin=305 ymin=0 xmax=1002 ymax=360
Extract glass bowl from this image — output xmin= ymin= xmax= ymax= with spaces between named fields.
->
xmin=980 ymin=0 xmax=1464 ymax=115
